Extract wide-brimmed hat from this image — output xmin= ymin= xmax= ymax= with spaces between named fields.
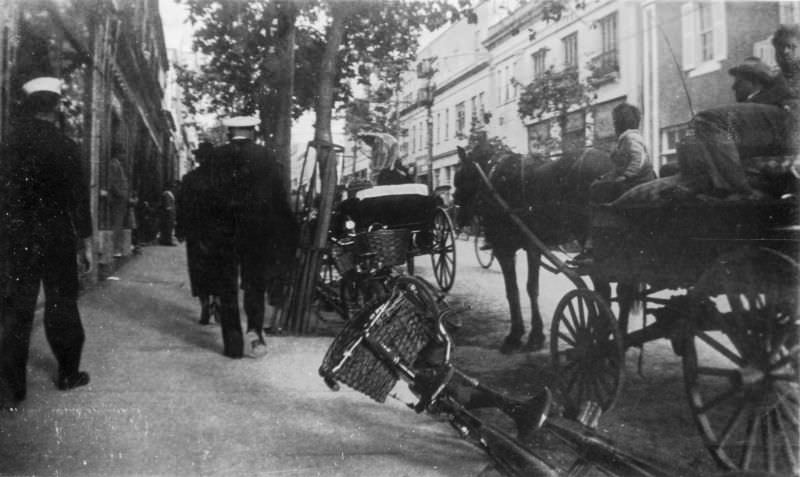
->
xmin=728 ymin=57 xmax=775 ymax=85
xmin=22 ymin=77 xmax=62 ymax=96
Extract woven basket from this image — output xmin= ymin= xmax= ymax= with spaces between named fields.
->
xmin=365 ymin=229 xmax=410 ymax=267
xmin=319 ymin=292 xmax=435 ymax=402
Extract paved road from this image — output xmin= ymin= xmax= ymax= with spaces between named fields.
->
xmin=0 ymin=244 xmax=489 ymax=477
xmin=0 ymin=237 xmax=721 ymax=476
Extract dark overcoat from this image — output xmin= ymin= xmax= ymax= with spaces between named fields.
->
xmin=214 ymin=140 xmax=298 ymax=292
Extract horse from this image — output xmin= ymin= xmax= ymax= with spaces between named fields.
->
xmin=453 ymin=145 xmax=615 ymax=353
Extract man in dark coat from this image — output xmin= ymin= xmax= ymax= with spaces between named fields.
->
xmin=176 ymin=141 xmax=217 ymax=325
xmin=215 ymin=116 xmax=297 ymax=358
xmin=0 ymin=77 xmax=93 ymax=409
xmin=686 ymin=24 xmax=800 ymax=197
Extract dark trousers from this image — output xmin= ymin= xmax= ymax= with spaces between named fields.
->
xmin=240 ymin=250 xmax=267 ymax=339
xmin=690 ymin=103 xmax=796 ymax=195
xmin=0 ymin=238 xmax=84 ymax=400
xmin=218 ymin=292 xmax=243 ymax=358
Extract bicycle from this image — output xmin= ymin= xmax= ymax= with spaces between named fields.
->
xmin=471 ymin=216 xmax=494 ymax=269
xmin=319 ymin=275 xmax=681 ymax=477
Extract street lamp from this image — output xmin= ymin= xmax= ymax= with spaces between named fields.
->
xmin=417 ymin=57 xmax=437 ymax=191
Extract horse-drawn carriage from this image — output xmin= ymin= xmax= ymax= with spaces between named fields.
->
xmin=454 ymin=141 xmax=799 ymax=475
xmin=551 ymin=198 xmax=799 ymax=474
xmin=315 ymin=135 xmax=457 ymax=320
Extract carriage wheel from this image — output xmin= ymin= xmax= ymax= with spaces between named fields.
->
xmin=683 ymin=248 xmax=799 ymax=474
xmin=550 ymin=289 xmax=625 ymax=418
xmin=473 ymin=219 xmax=494 ymax=269
xmin=430 ymin=208 xmax=456 ymax=292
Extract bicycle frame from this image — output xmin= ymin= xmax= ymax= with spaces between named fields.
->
xmin=320 ymin=275 xmax=679 ymax=477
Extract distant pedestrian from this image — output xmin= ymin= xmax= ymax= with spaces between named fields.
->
xmin=176 ymin=141 xmax=217 ymax=325
xmin=108 ymin=151 xmax=130 ymax=257
xmin=158 ymin=185 xmax=176 ymax=246
xmin=0 ymin=77 xmax=93 ymax=410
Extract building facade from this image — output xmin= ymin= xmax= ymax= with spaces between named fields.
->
xmin=397 ymin=0 xmax=795 ymax=188
xmin=0 ymin=0 xmax=177 ymax=278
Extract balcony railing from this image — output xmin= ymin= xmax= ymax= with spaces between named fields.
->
xmin=588 ymin=50 xmax=619 ymax=85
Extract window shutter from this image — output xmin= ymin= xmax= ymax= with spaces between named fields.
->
xmin=712 ymin=1 xmax=727 ymax=61
xmin=681 ymin=2 xmax=695 ymax=70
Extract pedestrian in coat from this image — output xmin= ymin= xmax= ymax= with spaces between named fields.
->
xmin=108 ymin=151 xmax=129 ymax=257
xmin=0 ymin=77 xmax=93 ymax=410
xmin=176 ymin=141 xmax=217 ymax=324
xmin=158 ymin=185 xmax=176 ymax=246
xmin=215 ymin=116 xmax=297 ymax=358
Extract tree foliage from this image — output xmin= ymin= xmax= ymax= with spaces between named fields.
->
xmin=175 ymin=0 xmax=473 ymax=142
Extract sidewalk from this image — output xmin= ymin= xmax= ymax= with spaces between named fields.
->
xmin=0 ymin=244 xmax=488 ymax=477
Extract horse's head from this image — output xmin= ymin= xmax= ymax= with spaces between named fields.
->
xmin=454 ymin=145 xmax=489 ymax=227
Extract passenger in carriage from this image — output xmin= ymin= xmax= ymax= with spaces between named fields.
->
xmin=587 ymin=103 xmax=656 ymax=204
xmin=615 ymin=24 xmax=800 ymax=205
xmin=729 ymin=56 xmax=777 ymax=104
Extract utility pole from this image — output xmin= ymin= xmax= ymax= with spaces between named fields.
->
xmin=417 ymin=57 xmax=436 ymax=190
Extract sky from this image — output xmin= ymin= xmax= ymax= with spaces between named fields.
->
xmin=159 ymin=0 xmax=193 ymax=52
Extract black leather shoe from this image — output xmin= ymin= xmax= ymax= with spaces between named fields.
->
xmin=57 ymin=371 xmax=90 ymax=391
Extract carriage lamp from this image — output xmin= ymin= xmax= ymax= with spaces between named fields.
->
xmin=345 ymin=218 xmax=356 ymax=233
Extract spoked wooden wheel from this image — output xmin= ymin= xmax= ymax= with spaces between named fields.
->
xmin=473 ymin=218 xmax=494 ymax=269
xmin=430 ymin=208 xmax=456 ymax=292
xmin=550 ymin=289 xmax=625 ymax=418
xmin=685 ymin=248 xmax=799 ymax=475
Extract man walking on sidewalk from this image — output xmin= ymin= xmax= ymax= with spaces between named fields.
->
xmin=0 ymin=77 xmax=93 ymax=409
xmin=215 ymin=116 xmax=295 ymax=358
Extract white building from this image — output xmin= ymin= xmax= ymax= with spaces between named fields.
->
xmin=398 ymin=1 xmax=492 ymax=189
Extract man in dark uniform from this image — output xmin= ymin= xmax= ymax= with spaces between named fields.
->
xmin=0 ymin=77 xmax=93 ymax=409
xmin=215 ymin=116 xmax=296 ymax=358
xmin=176 ymin=141 xmax=217 ymax=325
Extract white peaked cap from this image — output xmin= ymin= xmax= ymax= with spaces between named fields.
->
xmin=222 ymin=116 xmax=259 ymax=128
xmin=22 ymin=77 xmax=62 ymax=96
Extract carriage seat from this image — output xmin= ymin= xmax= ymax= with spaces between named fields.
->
xmin=355 ymin=183 xmax=429 ymax=200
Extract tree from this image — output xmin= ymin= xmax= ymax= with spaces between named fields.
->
xmin=516 ymin=66 xmax=594 ymax=156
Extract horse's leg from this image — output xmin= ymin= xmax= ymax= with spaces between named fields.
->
xmin=524 ymin=250 xmax=545 ymax=351
xmin=495 ymin=249 xmax=524 ymax=354
xmin=616 ymin=282 xmax=637 ymax=336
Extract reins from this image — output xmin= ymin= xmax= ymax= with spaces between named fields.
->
xmin=470 ymin=160 xmax=587 ymax=289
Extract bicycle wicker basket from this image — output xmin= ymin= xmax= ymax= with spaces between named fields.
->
xmin=319 ymin=290 xmax=435 ymax=402
xmin=365 ymin=228 xmax=410 ymax=267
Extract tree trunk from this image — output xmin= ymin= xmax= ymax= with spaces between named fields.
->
xmin=275 ymin=1 xmax=296 ymax=198
xmin=284 ymin=2 xmax=348 ymax=334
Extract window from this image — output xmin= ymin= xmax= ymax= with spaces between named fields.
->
xmin=470 ymin=96 xmax=477 ymax=123
xmin=444 ymin=108 xmax=449 ymax=139
xmin=478 ymin=92 xmax=485 ymax=119
xmin=420 ymin=120 xmax=425 ymax=150
xmin=436 ymin=112 xmax=441 ymax=144
xmin=496 ymin=69 xmax=503 ymax=103
xmin=681 ymin=2 xmax=727 ymax=76
xmin=411 ymin=125 xmax=416 ymax=152
xmin=563 ymin=32 xmax=578 ymax=69
xmin=456 ymin=102 xmax=466 ymax=137
xmin=590 ymin=13 xmax=618 ymax=78
xmin=780 ymin=2 xmax=800 ymax=24
xmin=698 ymin=3 xmax=713 ymax=62
xmin=660 ymin=124 xmax=690 ymax=164
xmin=532 ymin=49 xmax=547 ymax=78
xmin=505 ymin=65 xmax=511 ymax=102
